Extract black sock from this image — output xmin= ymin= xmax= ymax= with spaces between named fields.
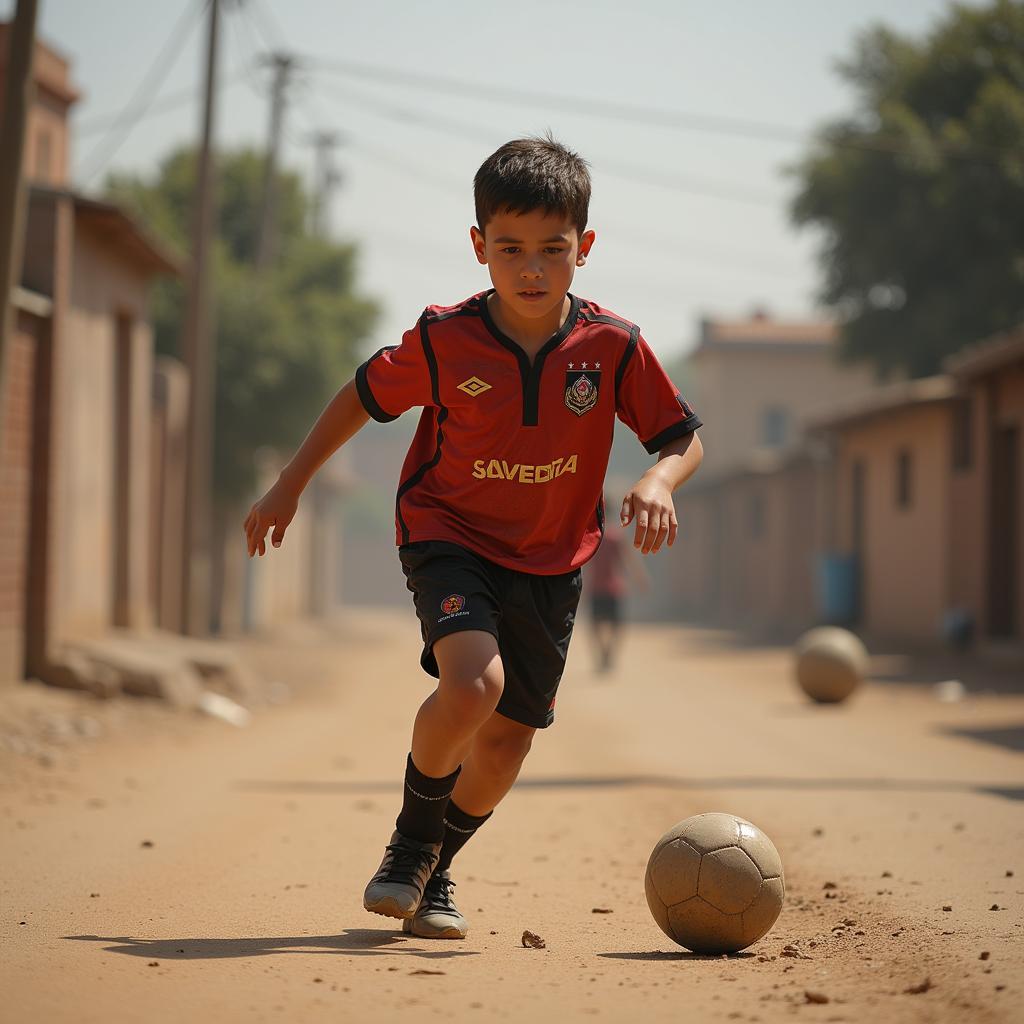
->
xmin=395 ymin=754 xmax=460 ymax=844
xmin=436 ymin=800 xmax=493 ymax=873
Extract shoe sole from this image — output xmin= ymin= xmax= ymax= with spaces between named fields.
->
xmin=363 ymin=894 xmax=417 ymax=920
xmin=402 ymin=918 xmax=468 ymax=940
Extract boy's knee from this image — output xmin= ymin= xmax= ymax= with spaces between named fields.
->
xmin=440 ymin=661 xmax=504 ymax=723
xmin=476 ymin=726 xmax=534 ymax=777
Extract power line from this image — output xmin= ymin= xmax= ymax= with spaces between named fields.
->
xmin=248 ymin=0 xmax=288 ymax=50
xmin=75 ymin=68 xmax=251 ymax=137
xmin=311 ymin=79 xmax=781 ymax=208
xmin=307 ymin=55 xmax=808 ymax=146
xmin=306 ymin=54 xmax=1004 ymax=162
xmin=339 ymin=136 xmax=803 ymax=280
xmin=78 ymin=0 xmax=207 ymax=184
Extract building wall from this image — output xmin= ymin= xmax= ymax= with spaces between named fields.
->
xmin=0 ymin=309 xmax=42 ymax=682
xmin=948 ymin=395 xmax=987 ymax=630
xmin=982 ymin=361 xmax=1024 ymax=639
xmin=150 ymin=358 xmax=189 ymax=632
xmin=688 ymin=346 xmax=876 ymax=475
xmin=55 ymin=221 xmax=154 ymax=641
xmin=0 ymin=26 xmax=75 ymax=188
xmin=670 ymin=457 xmax=825 ymax=632
xmin=834 ymin=404 xmax=951 ymax=642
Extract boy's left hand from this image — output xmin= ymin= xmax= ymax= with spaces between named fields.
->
xmin=620 ymin=477 xmax=677 ymax=554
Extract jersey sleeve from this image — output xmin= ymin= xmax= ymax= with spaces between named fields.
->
xmin=355 ymin=317 xmax=434 ymax=422
xmin=616 ymin=332 xmax=703 ymax=454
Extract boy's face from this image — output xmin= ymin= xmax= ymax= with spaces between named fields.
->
xmin=470 ymin=208 xmax=596 ymax=324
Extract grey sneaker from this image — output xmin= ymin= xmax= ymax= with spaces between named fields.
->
xmin=363 ymin=830 xmax=441 ymax=920
xmin=402 ymin=870 xmax=468 ymax=939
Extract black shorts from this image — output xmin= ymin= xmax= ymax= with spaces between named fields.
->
xmin=398 ymin=540 xmax=583 ymax=729
xmin=590 ymin=593 xmax=621 ymax=624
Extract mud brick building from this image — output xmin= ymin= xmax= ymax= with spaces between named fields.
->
xmin=0 ymin=28 xmax=179 ymax=684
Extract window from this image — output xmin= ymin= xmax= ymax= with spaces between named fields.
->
xmin=896 ymin=449 xmax=912 ymax=509
xmin=951 ymin=397 xmax=973 ymax=472
xmin=761 ymin=406 xmax=788 ymax=447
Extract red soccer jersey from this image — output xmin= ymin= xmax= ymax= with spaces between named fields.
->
xmin=355 ymin=291 xmax=702 ymax=574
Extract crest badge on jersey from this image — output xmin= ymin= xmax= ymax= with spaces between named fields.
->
xmin=564 ymin=362 xmax=601 ymax=417
xmin=440 ymin=594 xmax=466 ymax=616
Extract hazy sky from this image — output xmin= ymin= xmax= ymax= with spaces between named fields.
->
xmin=8 ymin=0 xmax=979 ymax=360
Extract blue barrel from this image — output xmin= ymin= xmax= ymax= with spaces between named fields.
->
xmin=816 ymin=553 xmax=859 ymax=625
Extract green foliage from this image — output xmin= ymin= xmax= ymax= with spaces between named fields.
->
xmin=107 ymin=147 xmax=379 ymax=502
xmin=791 ymin=0 xmax=1024 ymax=377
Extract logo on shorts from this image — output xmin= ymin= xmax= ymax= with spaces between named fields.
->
xmin=440 ymin=594 xmax=466 ymax=616
xmin=564 ymin=363 xmax=600 ymax=416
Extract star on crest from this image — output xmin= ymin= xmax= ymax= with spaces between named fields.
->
xmin=595 ymin=361 xmax=601 ymax=369
xmin=568 ymin=362 xmax=575 ymax=369
xmin=581 ymin=361 xmax=588 ymax=369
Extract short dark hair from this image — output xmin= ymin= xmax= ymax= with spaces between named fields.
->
xmin=474 ymin=135 xmax=591 ymax=235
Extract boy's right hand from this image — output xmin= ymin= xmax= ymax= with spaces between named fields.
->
xmin=243 ymin=476 xmax=300 ymax=557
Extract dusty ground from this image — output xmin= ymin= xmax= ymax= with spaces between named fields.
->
xmin=1 ymin=609 xmax=1022 ymax=1023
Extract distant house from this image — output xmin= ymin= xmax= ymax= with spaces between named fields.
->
xmin=808 ymin=376 xmax=960 ymax=642
xmin=666 ymin=311 xmax=877 ymax=630
xmin=686 ymin=310 xmax=877 ymax=478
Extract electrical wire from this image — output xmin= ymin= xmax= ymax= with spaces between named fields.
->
xmin=338 ymin=135 xmax=803 ymax=280
xmin=311 ymin=79 xmax=781 ymax=208
xmin=75 ymin=68 xmax=251 ymax=138
xmin=78 ymin=0 xmax=207 ymax=184
xmin=306 ymin=54 xmax=1004 ymax=162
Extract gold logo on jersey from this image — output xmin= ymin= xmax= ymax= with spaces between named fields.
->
xmin=565 ymin=369 xmax=600 ymax=416
xmin=458 ymin=376 xmax=492 ymax=397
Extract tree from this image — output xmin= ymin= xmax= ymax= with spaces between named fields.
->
xmin=107 ymin=146 xmax=379 ymax=502
xmin=791 ymin=0 xmax=1024 ymax=378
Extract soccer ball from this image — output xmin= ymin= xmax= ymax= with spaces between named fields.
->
xmin=794 ymin=626 xmax=869 ymax=703
xmin=644 ymin=812 xmax=784 ymax=954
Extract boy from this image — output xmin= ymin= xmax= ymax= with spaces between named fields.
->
xmin=243 ymin=136 xmax=703 ymax=940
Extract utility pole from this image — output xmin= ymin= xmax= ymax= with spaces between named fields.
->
xmin=307 ymin=130 xmax=343 ymax=239
xmin=255 ymin=52 xmax=294 ymax=269
xmin=180 ymin=0 xmax=221 ymax=637
xmin=0 ymin=0 xmax=39 ymax=443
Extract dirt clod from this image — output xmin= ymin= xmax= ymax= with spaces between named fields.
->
xmin=979 ymin=951 xmax=990 ymax=961
xmin=591 ymin=908 xmax=614 ymax=914
xmin=942 ymin=905 xmax=952 ymax=911
xmin=988 ymin=904 xmax=1001 ymax=911
xmin=904 ymin=977 xmax=933 ymax=995
xmin=822 ymin=881 xmax=838 ymax=890
xmin=140 ymin=840 xmax=154 ymax=848
xmin=410 ymin=969 xmax=446 ymax=976
xmin=881 ymin=870 xmax=892 ymax=878
xmin=147 ymin=961 xmax=159 ymax=968
xmin=522 ymin=930 xmax=546 ymax=949
xmin=804 ymin=991 xmax=829 ymax=1005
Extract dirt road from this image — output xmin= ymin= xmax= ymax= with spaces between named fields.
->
xmin=2 ymin=609 xmax=1022 ymax=1023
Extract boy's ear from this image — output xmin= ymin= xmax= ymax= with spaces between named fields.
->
xmin=470 ymin=225 xmax=488 ymax=265
xmin=576 ymin=229 xmax=596 ymax=266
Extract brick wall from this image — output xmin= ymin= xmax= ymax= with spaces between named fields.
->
xmin=0 ymin=308 xmax=42 ymax=683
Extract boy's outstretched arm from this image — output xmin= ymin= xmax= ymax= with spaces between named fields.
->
xmin=620 ymin=431 xmax=703 ymax=555
xmin=243 ymin=378 xmax=370 ymax=557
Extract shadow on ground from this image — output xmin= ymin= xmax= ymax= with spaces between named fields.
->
xmin=234 ymin=775 xmax=1024 ymax=802
xmin=63 ymin=930 xmax=478 ymax=960
xmin=598 ymin=950 xmax=755 ymax=962
xmin=941 ymin=722 xmax=1024 ymax=754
